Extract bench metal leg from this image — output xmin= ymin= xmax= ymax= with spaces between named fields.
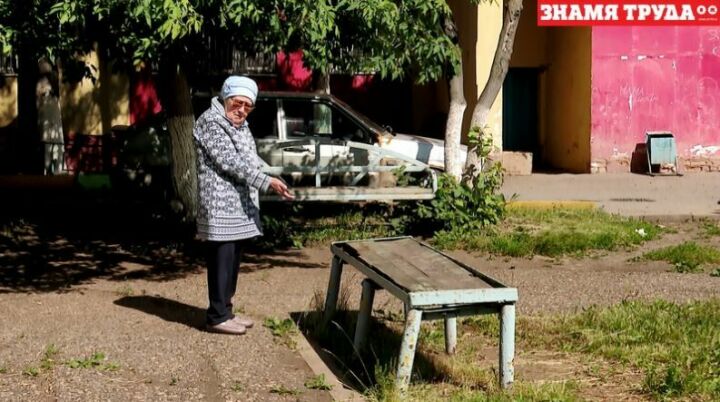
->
xmin=323 ymin=256 xmax=344 ymax=325
xmin=499 ymin=303 xmax=515 ymax=389
xmin=444 ymin=315 xmax=457 ymax=354
xmin=353 ymin=279 xmax=376 ymax=352
xmin=395 ymin=308 xmax=422 ymax=394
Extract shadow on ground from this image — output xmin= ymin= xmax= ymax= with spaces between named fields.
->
xmin=0 ymin=188 xmax=204 ymax=293
xmin=114 ymin=295 xmax=206 ymax=329
xmin=291 ymin=310 xmax=463 ymax=395
xmin=242 ymin=252 xmax=326 ymax=271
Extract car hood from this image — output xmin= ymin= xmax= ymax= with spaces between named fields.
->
xmin=380 ymin=133 xmax=467 ymax=170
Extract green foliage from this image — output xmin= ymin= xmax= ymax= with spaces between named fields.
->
xmin=531 ymin=300 xmax=720 ymax=399
xmin=263 ymin=317 xmax=298 ymax=349
xmin=701 ymin=221 xmax=720 ymax=237
xmin=269 ymin=385 xmax=301 ymax=396
xmin=40 ymin=344 xmax=59 ymax=370
xmin=304 ymin=374 xmax=333 ymax=390
xmin=399 ymin=129 xmax=506 ymax=239
xmin=66 ymin=352 xmax=119 ymax=371
xmin=642 ymin=241 xmax=720 ymax=273
xmin=22 ymin=366 xmax=39 ymax=377
xmin=32 ymin=0 xmax=458 ymax=84
xmin=0 ymin=0 xmax=92 ymax=70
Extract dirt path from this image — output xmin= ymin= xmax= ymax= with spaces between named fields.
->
xmin=1 ymin=219 xmax=719 ymax=401
xmin=0 ymin=250 xmax=333 ymax=401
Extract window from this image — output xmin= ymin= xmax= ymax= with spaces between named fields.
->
xmin=247 ymin=99 xmax=278 ymax=139
xmin=282 ymin=99 xmax=369 ymax=142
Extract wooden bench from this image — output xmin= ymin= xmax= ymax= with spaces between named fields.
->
xmin=322 ymin=236 xmax=518 ymax=393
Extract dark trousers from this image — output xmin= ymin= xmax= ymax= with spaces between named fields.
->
xmin=206 ymin=240 xmax=244 ymax=325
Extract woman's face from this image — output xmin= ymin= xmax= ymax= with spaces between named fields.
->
xmin=224 ymin=95 xmax=254 ymax=126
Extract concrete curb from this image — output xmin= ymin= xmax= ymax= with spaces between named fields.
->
xmin=506 ymin=200 xmax=597 ymax=210
xmin=294 ymin=330 xmax=365 ymax=402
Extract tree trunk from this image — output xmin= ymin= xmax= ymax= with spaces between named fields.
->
xmin=464 ymin=0 xmax=523 ymax=175
xmin=158 ymin=61 xmax=197 ymax=221
xmin=443 ymin=15 xmax=465 ymax=180
xmin=315 ymin=68 xmax=330 ymax=94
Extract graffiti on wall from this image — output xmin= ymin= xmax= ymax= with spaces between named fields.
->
xmin=591 ymin=27 xmax=720 ymax=160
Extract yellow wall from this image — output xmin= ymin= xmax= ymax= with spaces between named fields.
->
xmin=0 ymin=77 xmax=17 ymax=127
xmin=447 ymin=0 xmax=503 ymax=148
xmin=506 ymin=0 xmax=592 ymax=172
xmin=60 ymin=51 xmax=129 ymax=136
xmin=510 ymin=0 xmax=548 ymax=68
xmin=544 ymin=27 xmax=591 ymax=172
xmin=0 ymin=51 xmax=129 ymax=136
xmin=475 ymin=9 xmax=504 ymax=149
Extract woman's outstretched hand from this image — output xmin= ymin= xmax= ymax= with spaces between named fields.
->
xmin=269 ymin=177 xmax=295 ymax=200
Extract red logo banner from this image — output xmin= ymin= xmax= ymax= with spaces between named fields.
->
xmin=538 ymin=0 xmax=720 ymax=25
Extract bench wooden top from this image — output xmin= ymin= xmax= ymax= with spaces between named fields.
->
xmin=335 ymin=237 xmax=495 ymax=293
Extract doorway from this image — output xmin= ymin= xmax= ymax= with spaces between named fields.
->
xmin=502 ymin=68 xmax=540 ymax=166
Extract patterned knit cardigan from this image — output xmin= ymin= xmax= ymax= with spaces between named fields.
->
xmin=193 ymin=97 xmax=271 ymax=241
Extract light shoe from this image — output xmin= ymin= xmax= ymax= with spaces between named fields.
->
xmin=232 ymin=316 xmax=254 ymax=328
xmin=206 ymin=319 xmax=246 ymax=335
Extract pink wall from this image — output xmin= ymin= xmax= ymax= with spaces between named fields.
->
xmin=591 ymin=27 xmax=720 ymax=161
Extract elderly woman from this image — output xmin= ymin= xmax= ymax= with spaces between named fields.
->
xmin=194 ymin=76 xmax=294 ymax=335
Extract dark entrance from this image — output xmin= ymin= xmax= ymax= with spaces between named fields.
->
xmin=502 ymin=68 xmax=539 ymax=166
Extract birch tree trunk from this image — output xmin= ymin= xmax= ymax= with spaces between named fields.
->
xmin=315 ymin=68 xmax=330 ymax=94
xmin=443 ymin=15 xmax=465 ymax=181
xmin=159 ymin=61 xmax=197 ymax=220
xmin=464 ymin=0 xmax=523 ymax=176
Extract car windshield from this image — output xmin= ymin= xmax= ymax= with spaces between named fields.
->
xmin=329 ymin=95 xmax=388 ymax=136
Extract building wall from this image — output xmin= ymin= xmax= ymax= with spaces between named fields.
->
xmin=0 ymin=51 xmax=129 ymax=135
xmin=591 ymin=27 xmax=720 ymax=173
xmin=545 ymin=27 xmax=592 ymax=172
xmin=60 ymin=51 xmax=129 ymax=137
xmin=0 ymin=77 xmax=17 ymax=127
xmin=447 ymin=0 xmax=503 ymax=148
xmin=511 ymin=1 xmax=548 ymax=69
xmin=507 ymin=1 xmax=593 ymax=173
xmin=476 ymin=6 xmax=505 ymax=149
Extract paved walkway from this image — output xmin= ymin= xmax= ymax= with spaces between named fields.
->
xmin=502 ymin=173 xmax=720 ymax=218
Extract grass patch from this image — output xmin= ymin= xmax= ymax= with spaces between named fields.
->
xmin=410 ymin=300 xmax=720 ymax=400
xmin=434 ymin=207 xmax=660 ymax=257
xmin=269 ymin=385 xmax=301 ymax=396
xmin=66 ymin=352 xmax=119 ymax=371
xmin=641 ymin=241 xmax=720 ymax=273
xmin=301 ymin=294 xmax=582 ymax=402
xmin=525 ymin=299 xmax=720 ymax=399
xmin=260 ymin=204 xmax=397 ymax=249
xmin=701 ymin=221 xmax=720 ymax=237
xmin=40 ymin=344 xmax=59 ymax=370
xmin=305 ymin=374 xmax=333 ymax=390
xmin=263 ymin=317 xmax=298 ymax=349
xmin=22 ymin=366 xmax=39 ymax=377
xmin=115 ymin=284 xmax=135 ymax=297
xmin=0 ymin=366 xmax=6 ymax=374
xmin=392 ymin=381 xmax=581 ymax=402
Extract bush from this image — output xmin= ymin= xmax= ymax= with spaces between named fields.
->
xmin=398 ymin=129 xmax=506 ymax=237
